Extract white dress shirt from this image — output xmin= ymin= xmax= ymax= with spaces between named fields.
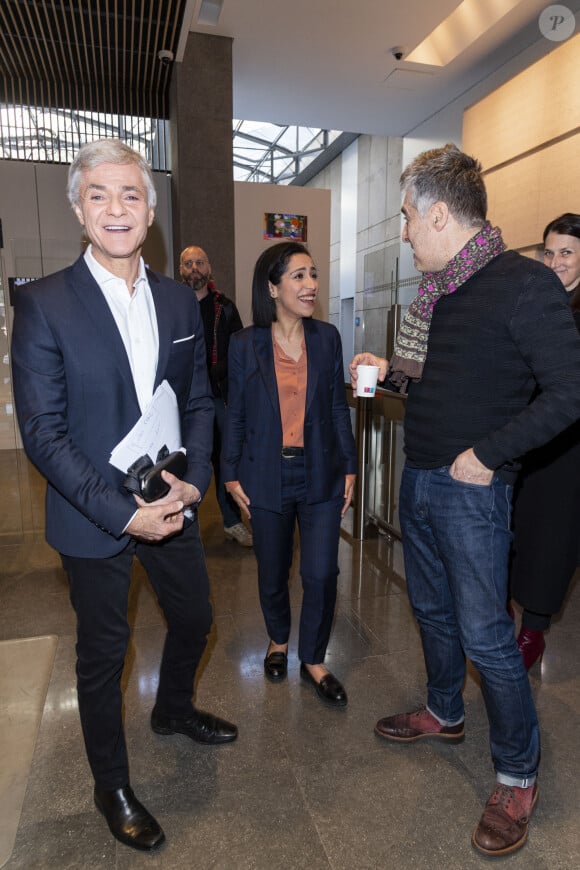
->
xmin=84 ymin=246 xmax=159 ymax=414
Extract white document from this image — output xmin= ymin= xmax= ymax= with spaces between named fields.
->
xmin=110 ymin=380 xmax=183 ymax=473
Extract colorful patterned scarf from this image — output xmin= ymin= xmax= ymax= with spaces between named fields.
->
xmin=388 ymin=222 xmax=506 ymax=389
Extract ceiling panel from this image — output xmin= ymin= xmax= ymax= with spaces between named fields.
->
xmin=0 ymin=0 xmax=187 ymax=118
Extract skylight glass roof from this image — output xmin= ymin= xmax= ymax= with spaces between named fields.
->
xmin=0 ymin=105 xmax=341 ymax=186
xmin=233 ymin=120 xmax=342 ymax=184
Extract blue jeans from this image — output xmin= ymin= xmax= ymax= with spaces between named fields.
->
xmin=400 ymin=464 xmax=540 ymax=786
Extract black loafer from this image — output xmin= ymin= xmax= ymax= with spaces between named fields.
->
xmin=150 ymin=707 xmax=238 ymax=744
xmin=300 ymin=663 xmax=348 ymax=708
xmin=94 ymin=785 xmax=165 ymax=851
xmin=264 ymin=650 xmax=288 ymax=681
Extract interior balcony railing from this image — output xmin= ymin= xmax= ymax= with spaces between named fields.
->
xmin=346 ymin=297 xmax=408 ymax=542
xmin=347 ymin=385 xmax=406 ymax=543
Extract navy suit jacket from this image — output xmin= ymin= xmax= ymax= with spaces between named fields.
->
xmin=222 ymin=318 xmax=357 ymax=512
xmin=11 ymin=255 xmax=214 ymax=558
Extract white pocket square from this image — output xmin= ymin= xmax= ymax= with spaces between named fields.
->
xmin=173 ymin=333 xmax=195 ymax=344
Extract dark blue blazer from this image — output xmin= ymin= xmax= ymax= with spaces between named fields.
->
xmin=11 ymin=255 xmax=214 ymax=558
xmin=222 ymin=318 xmax=357 ymax=512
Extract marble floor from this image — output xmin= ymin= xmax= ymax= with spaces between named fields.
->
xmin=1 ymin=454 xmax=579 ymax=869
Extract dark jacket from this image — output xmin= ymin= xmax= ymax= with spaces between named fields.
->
xmin=222 ymin=318 xmax=357 ymax=512
xmin=11 ymin=256 xmax=214 ymax=557
xmin=510 ymin=305 xmax=580 ymax=614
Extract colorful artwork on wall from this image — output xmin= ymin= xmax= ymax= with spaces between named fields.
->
xmin=263 ymin=213 xmax=307 ymax=241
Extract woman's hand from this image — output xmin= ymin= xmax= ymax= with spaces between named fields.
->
xmin=225 ymin=480 xmax=252 ymax=519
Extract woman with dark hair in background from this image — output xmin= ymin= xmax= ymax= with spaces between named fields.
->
xmin=510 ymin=213 xmax=580 ymax=668
xmin=222 ymin=242 xmax=356 ymax=706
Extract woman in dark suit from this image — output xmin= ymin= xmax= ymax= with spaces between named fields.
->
xmin=510 ymin=213 xmax=580 ymax=668
xmin=222 ymin=242 xmax=357 ymax=707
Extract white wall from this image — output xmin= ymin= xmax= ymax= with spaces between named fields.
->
xmin=305 ymin=134 xmax=404 ymax=358
xmin=233 ymin=181 xmax=331 ymax=327
xmin=339 ymin=142 xmax=358 ymax=305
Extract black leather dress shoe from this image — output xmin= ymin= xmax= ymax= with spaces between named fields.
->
xmin=300 ymin=663 xmax=348 ymax=708
xmin=264 ymin=650 xmax=288 ymax=681
xmin=150 ymin=707 xmax=238 ymax=744
xmin=94 ymin=785 xmax=165 ymax=851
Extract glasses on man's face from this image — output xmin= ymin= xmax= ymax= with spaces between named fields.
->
xmin=183 ymin=259 xmax=208 ymax=269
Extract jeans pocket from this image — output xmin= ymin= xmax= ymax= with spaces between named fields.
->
xmin=445 ymin=467 xmax=493 ymax=488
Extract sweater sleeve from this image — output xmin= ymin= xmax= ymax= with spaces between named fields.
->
xmin=474 ymin=273 xmax=580 ymax=469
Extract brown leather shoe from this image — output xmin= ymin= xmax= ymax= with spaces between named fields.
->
xmin=374 ymin=706 xmax=464 ymax=742
xmin=472 ymin=783 xmax=539 ymax=857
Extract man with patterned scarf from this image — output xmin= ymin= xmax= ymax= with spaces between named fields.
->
xmin=350 ymin=144 xmax=580 ymax=858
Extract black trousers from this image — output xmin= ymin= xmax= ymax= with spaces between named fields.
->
xmin=61 ymin=519 xmax=212 ymax=790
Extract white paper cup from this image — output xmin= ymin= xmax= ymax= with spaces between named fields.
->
xmin=356 ymin=364 xmax=380 ymax=397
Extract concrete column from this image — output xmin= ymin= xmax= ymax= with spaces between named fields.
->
xmin=169 ymin=32 xmax=235 ymax=295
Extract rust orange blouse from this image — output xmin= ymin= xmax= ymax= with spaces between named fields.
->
xmin=273 ymin=334 xmax=307 ymax=447
xmin=225 ymin=332 xmax=308 ymax=492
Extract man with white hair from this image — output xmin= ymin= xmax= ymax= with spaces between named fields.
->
xmin=11 ymin=139 xmax=238 ymax=852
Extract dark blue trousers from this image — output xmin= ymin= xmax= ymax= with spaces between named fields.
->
xmin=250 ymin=454 xmax=343 ymax=664
xmin=62 ymin=519 xmax=212 ymax=790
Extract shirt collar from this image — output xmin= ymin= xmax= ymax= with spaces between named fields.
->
xmin=84 ymin=245 xmax=147 ymax=291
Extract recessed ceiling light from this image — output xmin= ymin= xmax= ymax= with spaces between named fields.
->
xmin=406 ymin=0 xmax=522 ymax=66
xmin=198 ymin=0 xmax=225 ymax=27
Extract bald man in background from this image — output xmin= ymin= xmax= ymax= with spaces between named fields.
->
xmin=179 ymin=245 xmax=252 ymax=547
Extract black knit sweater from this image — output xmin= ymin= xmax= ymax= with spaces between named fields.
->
xmin=199 ymin=287 xmax=243 ymax=402
xmin=403 ymin=251 xmax=580 ymax=479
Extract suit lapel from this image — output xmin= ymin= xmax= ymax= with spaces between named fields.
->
xmin=303 ymin=319 xmax=320 ymax=416
xmin=255 ymin=320 xmax=321 ymax=417
xmin=68 ymin=257 xmax=137 ymax=400
xmin=149 ymin=271 xmax=171 ymax=388
xmin=253 ymin=327 xmax=280 ymax=415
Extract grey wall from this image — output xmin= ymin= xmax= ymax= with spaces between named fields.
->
xmin=305 ymin=134 xmax=404 ymax=359
xmin=0 ymin=160 xmax=173 ymax=281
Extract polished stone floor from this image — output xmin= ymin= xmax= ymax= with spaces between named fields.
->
xmin=1 ymin=454 xmax=580 ymax=869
